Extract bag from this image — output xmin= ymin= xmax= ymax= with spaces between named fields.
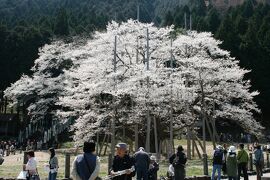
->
xmin=29 ymin=175 xmax=40 ymax=180
xmin=0 ymin=156 xmax=4 ymax=165
xmin=17 ymin=171 xmax=27 ymax=180
xmin=27 ymin=168 xmax=40 ymax=180
xmin=213 ymin=150 xmax=223 ymax=165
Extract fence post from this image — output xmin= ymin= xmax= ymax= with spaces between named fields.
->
xmin=203 ymin=153 xmax=208 ymax=175
xmin=65 ymin=153 xmax=71 ymax=179
xmin=108 ymin=153 xmax=112 ymax=174
xmin=249 ymin=153 xmax=253 ymax=171
xmin=23 ymin=151 xmax=27 ymax=170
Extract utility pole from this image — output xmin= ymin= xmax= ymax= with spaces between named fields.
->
xmin=137 ymin=2 xmax=140 ymax=22
xmin=134 ymin=2 xmax=140 ymax=151
xmin=114 ymin=12 xmax=117 ymax=21
xmin=145 ymin=28 xmax=151 ymax=153
xmin=169 ymin=37 xmax=174 ymax=156
xmin=184 ymin=13 xmax=187 ymax=30
xmin=190 ymin=15 xmax=192 ymax=30
xmin=199 ymin=72 xmax=208 ymax=175
xmin=109 ymin=36 xmax=117 ymax=172
xmin=146 ymin=28 xmax=149 ymax=71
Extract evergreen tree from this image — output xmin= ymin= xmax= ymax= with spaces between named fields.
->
xmin=163 ymin=11 xmax=174 ymax=26
xmin=215 ymin=15 xmax=240 ymax=57
xmin=54 ymin=8 xmax=70 ymax=36
xmin=206 ymin=8 xmax=220 ymax=33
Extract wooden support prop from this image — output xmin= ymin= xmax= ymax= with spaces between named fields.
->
xmin=195 ymin=135 xmax=205 ymax=152
xmin=193 ymin=139 xmax=202 ymax=159
xmin=192 ymin=137 xmax=195 ymax=158
xmin=103 ymin=134 xmax=110 ymax=156
xmin=205 ymin=118 xmax=215 ymax=149
xmin=122 ymin=124 xmax=126 ymax=142
xmin=146 ymin=108 xmax=151 ymax=152
xmin=190 ymin=131 xmax=202 ymax=159
xmin=159 ymin=140 xmax=162 ymax=159
xmin=65 ymin=153 xmax=71 ymax=179
xmin=267 ymin=153 xmax=270 ymax=168
xmin=153 ymin=116 xmax=159 ymax=155
xmin=187 ymin=128 xmax=191 ymax=160
xmin=209 ymin=117 xmax=216 ymax=148
xmin=166 ymin=139 xmax=170 ymax=159
xmin=135 ymin=123 xmax=139 ymax=151
xmin=108 ymin=153 xmax=112 ymax=174
xmin=96 ymin=132 xmax=99 ymax=155
xmin=99 ymin=134 xmax=107 ymax=156
xmin=4 ymin=97 xmax=7 ymax=114
xmin=210 ymin=117 xmax=220 ymax=143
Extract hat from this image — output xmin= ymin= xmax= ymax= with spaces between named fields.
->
xmin=138 ymin=147 xmax=145 ymax=151
xmin=177 ymin=145 xmax=184 ymax=152
xmin=216 ymin=145 xmax=223 ymax=150
xmin=116 ymin=143 xmax=127 ymax=149
xmin=150 ymin=155 xmax=156 ymax=161
xmin=228 ymin=146 xmax=236 ymax=153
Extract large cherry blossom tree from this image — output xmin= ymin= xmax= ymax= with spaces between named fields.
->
xmin=5 ymin=20 xmax=263 ymax=145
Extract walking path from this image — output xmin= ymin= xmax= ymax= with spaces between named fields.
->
xmin=249 ymin=173 xmax=270 ymax=180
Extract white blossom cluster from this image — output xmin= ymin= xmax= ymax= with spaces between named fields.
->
xmin=4 ymin=20 xmax=263 ymax=142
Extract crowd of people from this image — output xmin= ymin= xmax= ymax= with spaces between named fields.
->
xmin=0 ymin=140 xmax=17 ymax=157
xmin=1 ymin=139 xmax=269 ymax=180
xmin=71 ymin=142 xmax=162 ymax=180
xmin=219 ymin=133 xmax=254 ymax=144
xmin=211 ymin=143 xmax=264 ymax=180
xmin=20 ymin=142 xmax=186 ymax=180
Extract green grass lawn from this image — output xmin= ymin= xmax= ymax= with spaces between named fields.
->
xmin=0 ymin=151 xmax=214 ymax=179
xmin=1 ymin=139 xmax=252 ymax=179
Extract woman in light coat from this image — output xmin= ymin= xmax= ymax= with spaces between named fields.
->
xmin=24 ymin=150 xmax=39 ymax=180
xmin=48 ymin=148 xmax=58 ymax=180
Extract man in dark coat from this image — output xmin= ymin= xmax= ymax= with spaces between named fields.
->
xmin=134 ymin=147 xmax=150 ymax=180
xmin=110 ymin=143 xmax=135 ymax=180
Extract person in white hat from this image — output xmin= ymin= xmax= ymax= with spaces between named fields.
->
xmin=110 ymin=143 xmax=135 ymax=180
xmin=148 ymin=155 xmax=159 ymax=180
xmin=226 ymin=146 xmax=237 ymax=180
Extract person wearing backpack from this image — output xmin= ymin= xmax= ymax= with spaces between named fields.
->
xmin=211 ymin=145 xmax=224 ymax=180
xmin=237 ymin=143 xmax=249 ymax=180
xmin=254 ymin=145 xmax=264 ymax=180
xmin=169 ymin=145 xmax=187 ymax=180
xmin=71 ymin=142 xmax=100 ymax=180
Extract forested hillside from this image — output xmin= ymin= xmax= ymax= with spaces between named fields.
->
xmin=0 ymin=0 xmax=270 ymax=126
xmin=163 ymin=0 xmax=270 ymax=126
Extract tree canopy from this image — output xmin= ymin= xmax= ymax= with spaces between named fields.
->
xmin=5 ymin=20 xmax=263 ymax=143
